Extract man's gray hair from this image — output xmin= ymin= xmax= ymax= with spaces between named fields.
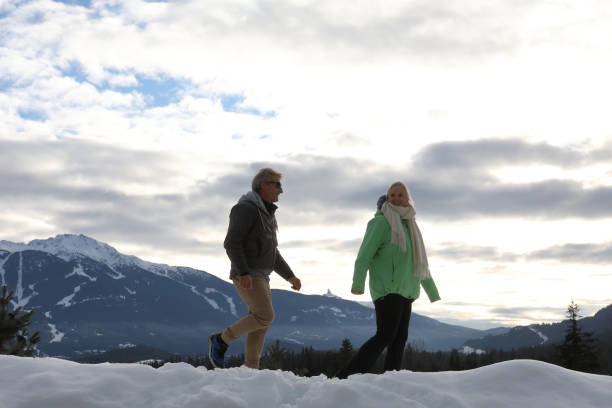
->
xmin=252 ymin=168 xmax=283 ymax=192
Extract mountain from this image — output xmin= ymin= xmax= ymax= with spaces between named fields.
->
xmin=1 ymin=234 xmax=491 ymax=358
xmin=461 ymin=304 xmax=612 ymax=351
xmin=75 ymin=344 xmax=178 ymax=364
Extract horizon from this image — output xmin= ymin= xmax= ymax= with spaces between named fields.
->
xmin=1 ymin=232 xmax=606 ymax=331
xmin=2 ymin=1 xmax=612 ymax=329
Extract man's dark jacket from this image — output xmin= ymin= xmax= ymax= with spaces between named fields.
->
xmin=224 ymin=191 xmax=294 ymax=281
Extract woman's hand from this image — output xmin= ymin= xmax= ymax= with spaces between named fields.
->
xmin=351 ymin=290 xmax=364 ymax=295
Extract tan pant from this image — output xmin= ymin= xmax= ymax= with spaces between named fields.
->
xmin=221 ymin=276 xmax=274 ymax=369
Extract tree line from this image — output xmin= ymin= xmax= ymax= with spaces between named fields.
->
xmin=147 ymin=301 xmax=610 ymax=376
xmin=146 ymin=334 xmax=611 ymax=377
xmin=1 ymin=286 xmax=609 ymax=376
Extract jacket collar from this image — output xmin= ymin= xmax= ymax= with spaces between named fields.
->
xmin=239 ymin=190 xmax=277 ymax=216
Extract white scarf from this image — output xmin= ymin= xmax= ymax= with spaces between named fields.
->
xmin=381 ymin=201 xmax=432 ymax=280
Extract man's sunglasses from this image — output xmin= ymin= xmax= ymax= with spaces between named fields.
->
xmin=265 ymin=181 xmax=282 ymax=189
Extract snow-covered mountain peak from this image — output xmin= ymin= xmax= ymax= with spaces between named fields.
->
xmin=28 ymin=234 xmax=128 ymax=265
xmin=1 ymin=234 xmax=201 ymax=279
xmin=0 ymin=240 xmax=29 ymax=253
xmin=0 ymin=234 xmax=144 ymax=268
xmin=324 ymin=289 xmax=339 ymax=298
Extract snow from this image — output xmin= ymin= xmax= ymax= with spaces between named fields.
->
xmin=0 ymin=234 xmax=125 ymax=266
xmin=302 ymin=305 xmax=348 ymax=318
xmin=1 ymin=356 xmax=611 ymax=408
xmin=205 ymin=287 xmax=238 ymax=316
xmin=105 ymin=267 xmax=126 ymax=280
xmin=119 ymin=343 xmax=136 ymax=349
xmin=56 ymin=285 xmax=81 ymax=307
xmin=188 ymin=285 xmax=220 ymax=311
xmin=324 ymin=289 xmax=339 ymax=298
xmin=11 ymin=252 xmax=33 ymax=309
xmin=0 ymin=258 xmax=6 ymax=285
xmin=1 ymin=235 xmax=228 ymax=312
xmin=66 ymin=264 xmax=97 ymax=282
xmin=47 ymin=324 xmax=65 ymax=343
xmin=225 ymin=295 xmax=238 ymax=316
xmin=460 ymin=346 xmax=485 ymax=355
xmin=329 ymin=307 xmax=347 ymax=317
xmin=0 ymin=240 xmax=28 ymax=253
xmin=1 ymin=234 xmax=161 ymax=276
xmin=358 ymin=300 xmax=375 ymax=309
xmin=529 ymin=326 xmax=549 ymax=344
xmin=0 ymin=235 xmax=217 ymax=290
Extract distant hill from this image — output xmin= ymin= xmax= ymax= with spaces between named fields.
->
xmin=461 ymin=304 xmax=612 ymax=351
xmin=1 ymin=234 xmax=501 ymax=357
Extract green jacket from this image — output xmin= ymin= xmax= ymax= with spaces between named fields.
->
xmin=352 ymin=210 xmax=441 ymax=303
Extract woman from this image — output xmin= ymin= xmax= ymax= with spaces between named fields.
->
xmin=336 ymin=181 xmax=440 ymax=378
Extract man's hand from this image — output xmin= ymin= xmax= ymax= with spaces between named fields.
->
xmin=288 ymin=277 xmax=301 ymax=291
xmin=239 ymin=274 xmax=253 ymax=290
xmin=351 ymin=290 xmax=363 ymax=295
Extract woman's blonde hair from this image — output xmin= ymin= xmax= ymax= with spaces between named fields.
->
xmin=386 ymin=181 xmax=408 ymax=197
xmin=386 ymin=181 xmax=415 ymax=207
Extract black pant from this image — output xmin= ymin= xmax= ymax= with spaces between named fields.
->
xmin=337 ymin=294 xmax=413 ymax=378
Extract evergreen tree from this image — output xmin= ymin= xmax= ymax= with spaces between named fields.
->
xmin=556 ymin=300 xmax=599 ymax=371
xmin=464 ymin=351 xmax=478 ymax=370
xmin=261 ymin=339 xmax=288 ymax=370
xmin=340 ymin=338 xmax=353 ymax=353
xmin=449 ymin=348 xmax=461 ymax=370
xmin=0 ymin=285 xmax=41 ymax=356
xmin=339 ymin=338 xmax=353 ymax=360
xmin=331 ymin=338 xmax=355 ymax=376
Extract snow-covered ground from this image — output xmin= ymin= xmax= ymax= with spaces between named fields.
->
xmin=1 ymin=356 xmax=611 ymax=408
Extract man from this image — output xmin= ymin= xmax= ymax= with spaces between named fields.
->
xmin=208 ymin=167 xmax=301 ymax=369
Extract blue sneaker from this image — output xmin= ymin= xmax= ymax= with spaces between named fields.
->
xmin=208 ymin=333 xmax=228 ymax=368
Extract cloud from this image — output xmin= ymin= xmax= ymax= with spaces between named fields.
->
xmin=0 ymin=138 xmax=229 ymax=253
xmin=2 ymin=136 xmax=611 ymax=267
xmin=332 ymin=133 xmax=372 ymax=149
xmin=489 ymin=306 xmax=565 ymax=320
xmin=433 ymin=240 xmax=612 ymax=267
xmin=3 ymin=1 xmax=612 ymax=160
xmin=210 ymin=0 xmax=527 ymax=63
xmin=158 ymin=139 xmax=612 ymax=225
xmin=0 ymin=138 xmax=184 ymax=192
xmin=184 ymin=140 xmax=612 ymax=226
xmin=3 ymin=0 xmax=612 ymax=328
xmin=406 ymin=139 xmax=612 ymax=220
xmin=283 ymin=238 xmax=362 ymax=253
xmin=1 ymin=0 xmax=597 ymax=123
xmin=432 ymin=243 xmax=519 ymax=263
xmin=6 ymin=0 xmax=600 ymax=82
xmin=270 ymin=140 xmax=612 ymax=222
xmin=414 ymin=179 xmax=612 ymax=220
xmin=411 ymin=138 xmax=587 ymax=170
xmin=528 ymin=243 xmax=612 ymax=264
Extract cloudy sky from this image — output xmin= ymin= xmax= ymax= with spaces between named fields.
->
xmin=2 ymin=0 xmax=612 ymax=329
